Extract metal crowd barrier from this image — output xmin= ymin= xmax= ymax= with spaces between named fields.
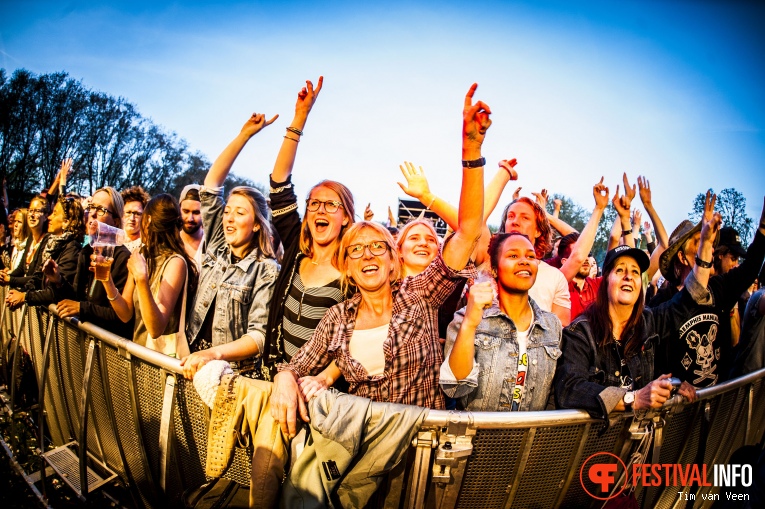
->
xmin=1 ymin=285 xmax=764 ymax=509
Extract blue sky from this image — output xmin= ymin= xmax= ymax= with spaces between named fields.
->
xmin=2 ymin=0 xmax=764 ymax=233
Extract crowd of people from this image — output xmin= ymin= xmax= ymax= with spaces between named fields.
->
xmin=1 ymin=78 xmax=764 ymax=442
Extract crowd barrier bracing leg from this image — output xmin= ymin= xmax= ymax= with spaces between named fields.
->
xmin=2 ymin=303 xmax=765 ymax=509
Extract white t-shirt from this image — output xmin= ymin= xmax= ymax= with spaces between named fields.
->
xmin=349 ymin=324 xmax=389 ymax=377
xmin=529 ymin=261 xmax=571 ymax=312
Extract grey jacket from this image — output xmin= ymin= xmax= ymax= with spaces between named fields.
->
xmin=186 ymin=186 xmax=278 ymax=372
xmin=281 ymin=390 xmax=428 ymax=509
xmin=441 ymin=297 xmax=562 ymax=411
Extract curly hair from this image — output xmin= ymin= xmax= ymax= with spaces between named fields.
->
xmin=59 ymin=197 xmax=86 ymax=244
xmin=498 ymin=197 xmax=552 ymax=259
xmin=121 ymin=185 xmax=150 ymax=208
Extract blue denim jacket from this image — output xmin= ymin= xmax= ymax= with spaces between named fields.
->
xmin=186 ymin=186 xmax=279 ymax=371
xmin=440 ymin=297 xmax=562 ymax=412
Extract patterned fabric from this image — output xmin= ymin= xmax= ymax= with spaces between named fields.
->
xmin=281 ymin=252 xmax=476 ymax=409
xmin=282 ymin=269 xmax=344 ymax=359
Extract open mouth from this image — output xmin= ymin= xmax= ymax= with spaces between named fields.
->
xmin=225 ymin=226 xmax=236 ymax=235
xmin=620 ymin=285 xmax=634 ymax=292
xmin=314 ymin=219 xmax=329 ymax=232
xmin=361 ymin=264 xmax=380 ymax=274
xmin=413 ymin=249 xmax=431 ymax=256
xmin=515 ymin=270 xmax=533 ymax=277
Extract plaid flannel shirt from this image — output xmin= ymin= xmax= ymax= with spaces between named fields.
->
xmin=281 ymin=251 xmax=476 ymax=409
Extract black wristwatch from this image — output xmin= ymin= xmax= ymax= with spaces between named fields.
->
xmin=461 ymin=157 xmax=486 ymax=168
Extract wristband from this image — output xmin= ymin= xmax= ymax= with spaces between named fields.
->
xmin=621 ymin=229 xmax=633 ymax=236
xmin=695 ymin=256 xmax=713 ymax=269
xmin=107 ymin=293 xmax=119 ymax=301
xmin=462 ymin=157 xmax=486 ymax=168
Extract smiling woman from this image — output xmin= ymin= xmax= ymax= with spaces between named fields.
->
xmin=554 ymin=192 xmax=723 ymax=421
xmin=180 ymin=112 xmax=279 ymax=380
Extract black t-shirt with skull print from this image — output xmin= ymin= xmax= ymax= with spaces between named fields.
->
xmin=650 ymin=230 xmax=765 ymax=388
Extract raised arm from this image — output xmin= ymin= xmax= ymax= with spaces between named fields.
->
xmin=559 ymin=178 xmax=609 ymax=281
xmin=442 ymin=83 xmax=488 ymax=270
xmin=534 ymin=190 xmax=577 ymax=236
xmin=637 ymin=176 xmax=669 ymax=248
xmin=205 ymin=112 xmax=278 ymax=188
xmin=691 ymin=190 xmax=721 ymax=290
xmin=611 ymin=179 xmax=635 ymax=249
xmin=271 ymin=76 xmax=322 ymax=184
xmin=47 ymin=158 xmax=72 ymax=196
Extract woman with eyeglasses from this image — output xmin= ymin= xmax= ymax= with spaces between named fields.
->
xmin=0 ymin=195 xmax=49 ymax=290
xmin=180 ymin=112 xmax=280 ymax=380
xmin=5 ymin=198 xmax=85 ymax=310
xmin=45 ymin=187 xmax=134 ymax=339
xmin=271 ymin=84 xmax=490 ymax=437
xmin=260 ymin=77 xmax=357 ymax=378
xmin=98 ymin=194 xmax=198 ymax=356
xmin=120 ymin=186 xmax=150 ymax=253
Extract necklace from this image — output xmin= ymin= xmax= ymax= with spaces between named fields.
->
xmin=26 ymin=236 xmax=44 ymax=266
xmin=311 ymin=257 xmax=332 ymax=266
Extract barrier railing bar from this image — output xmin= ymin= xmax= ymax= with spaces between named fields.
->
xmin=158 ymin=371 xmax=176 ymax=492
xmin=554 ymin=423 xmax=591 ymax=509
xmin=404 ymin=430 xmax=436 ymax=509
xmin=8 ymin=302 xmax=29 ymax=414
xmin=83 ymin=337 xmax=109 ymax=471
xmin=747 ymin=384 xmax=754 ymax=444
xmin=78 ymin=338 xmax=97 ymax=498
xmin=502 ymin=427 xmax=536 ymax=509
xmin=37 ymin=312 xmax=56 ymax=499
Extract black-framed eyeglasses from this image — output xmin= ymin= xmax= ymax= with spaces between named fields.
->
xmin=306 ymin=199 xmax=343 ymax=214
xmin=86 ymin=204 xmax=115 ymax=218
xmin=124 ymin=211 xmax=143 ymax=218
xmin=346 ymin=241 xmax=389 ymax=259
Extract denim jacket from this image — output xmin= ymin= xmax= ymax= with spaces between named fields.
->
xmin=186 ymin=186 xmax=279 ymax=372
xmin=440 ymin=297 xmax=562 ymax=412
xmin=554 ymin=270 xmax=712 ymax=421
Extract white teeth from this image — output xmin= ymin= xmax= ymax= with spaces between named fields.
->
xmin=516 ymin=271 xmax=531 ymax=276
xmin=362 ymin=265 xmax=379 ymax=273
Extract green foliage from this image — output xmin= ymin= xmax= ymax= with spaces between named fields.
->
xmin=543 ymin=193 xmax=617 ymax=264
xmin=689 ymin=188 xmax=754 ymax=244
xmin=0 ymin=68 xmax=256 ymax=207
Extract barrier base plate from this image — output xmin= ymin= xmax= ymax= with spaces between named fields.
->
xmin=41 ymin=441 xmax=116 ymax=497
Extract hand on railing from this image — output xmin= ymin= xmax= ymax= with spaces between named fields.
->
xmin=55 ymin=299 xmax=81 ymax=319
xmin=5 ymin=289 xmax=25 ymax=310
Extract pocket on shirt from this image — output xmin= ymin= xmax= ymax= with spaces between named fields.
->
xmin=543 ymin=345 xmax=562 ymax=360
xmin=474 ymin=335 xmax=502 ymax=350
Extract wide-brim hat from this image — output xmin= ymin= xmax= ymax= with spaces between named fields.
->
xmin=659 ymin=219 xmax=711 ymax=285
xmin=604 ymin=245 xmax=650 ymax=274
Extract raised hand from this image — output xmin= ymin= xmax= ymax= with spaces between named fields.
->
xmin=464 ymin=281 xmax=493 ymax=328
xmin=593 ymin=177 xmax=609 ymax=210
xmin=295 ymin=76 xmax=323 ymax=121
xmin=700 ymin=190 xmax=722 ymax=244
xmin=363 ymin=203 xmax=374 ymax=221
xmin=632 ymin=209 xmax=642 ymax=229
xmin=240 ymin=112 xmax=279 ymax=138
xmin=637 ymin=176 xmax=652 ymax=206
xmin=531 ymin=189 xmax=549 ymax=210
xmin=388 ymin=206 xmax=397 ymax=227
xmin=612 ymin=185 xmax=630 ymax=218
xmin=512 ymin=187 xmax=522 ymax=201
xmin=462 ymin=83 xmax=492 ymax=157
xmin=622 ymin=172 xmax=637 ymax=204
xmin=643 ymin=221 xmax=652 ymax=234
xmin=397 ymin=162 xmax=431 ymax=201
xmin=498 ymin=159 xmax=518 ymax=180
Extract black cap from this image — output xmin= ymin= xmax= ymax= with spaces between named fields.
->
xmin=603 ymin=245 xmax=650 ymax=274
xmin=718 ymin=227 xmax=747 ymax=258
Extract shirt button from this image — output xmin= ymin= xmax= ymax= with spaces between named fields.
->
xmin=211 ymin=284 xmax=216 ymax=289
xmin=532 ymin=359 xmax=537 ymax=365
xmin=615 ymin=371 xmax=620 ymax=376
xmin=203 ymin=301 xmax=209 ymax=307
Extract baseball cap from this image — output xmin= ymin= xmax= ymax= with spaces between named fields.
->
xmin=603 ymin=245 xmax=650 ymax=274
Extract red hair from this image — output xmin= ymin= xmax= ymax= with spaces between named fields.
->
xmin=499 ymin=197 xmax=552 ymax=259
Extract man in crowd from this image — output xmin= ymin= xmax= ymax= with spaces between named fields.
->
xmin=179 ymin=184 xmax=205 ymax=268
xmin=652 ymin=206 xmax=765 ymax=388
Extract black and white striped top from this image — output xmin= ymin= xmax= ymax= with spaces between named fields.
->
xmin=282 ymin=271 xmax=344 ymax=360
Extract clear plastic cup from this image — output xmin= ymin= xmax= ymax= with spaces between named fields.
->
xmin=93 ymin=244 xmax=115 ymax=281
xmin=90 ymin=221 xmax=128 ymax=247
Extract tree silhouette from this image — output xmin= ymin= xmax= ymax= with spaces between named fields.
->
xmin=689 ymin=188 xmax=753 ymax=244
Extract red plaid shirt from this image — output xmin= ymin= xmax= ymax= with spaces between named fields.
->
xmin=281 ymin=253 xmax=476 ymax=409
xmin=569 ymin=276 xmax=602 ymax=320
